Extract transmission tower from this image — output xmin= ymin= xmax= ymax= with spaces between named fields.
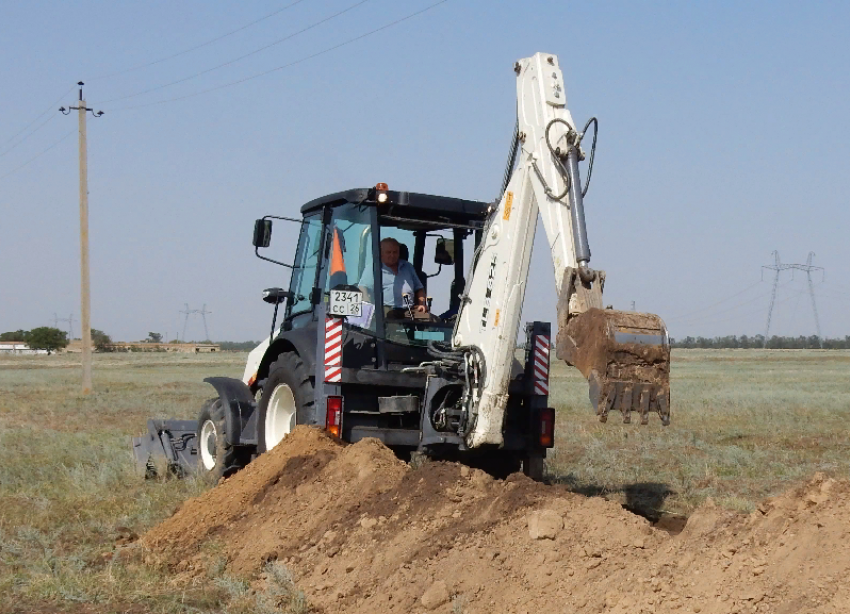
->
xmin=53 ymin=313 xmax=76 ymax=339
xmin=180 ymin=304 xmax=212 ymax=341
xmin=761 ymin=251 xmax=824 ymax=348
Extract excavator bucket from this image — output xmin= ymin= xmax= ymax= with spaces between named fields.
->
xmin=556 ymin=308 xmax=671 ymax=425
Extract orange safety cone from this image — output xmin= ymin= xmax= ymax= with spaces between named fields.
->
xmin=329 ymin=228 xmax=348 ymax=288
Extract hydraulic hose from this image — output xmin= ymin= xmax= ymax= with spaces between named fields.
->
xmin=579 ymin=117 xmax=598 ymax=197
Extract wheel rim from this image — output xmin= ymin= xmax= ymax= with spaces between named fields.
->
xmin=199 ymin=419 xmax=217 ymax=471
xmin=265 ymin=383 xmax=296 ymax=450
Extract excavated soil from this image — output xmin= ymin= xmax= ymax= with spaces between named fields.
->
xmin=142 ymin=427 xmax=850 ymax=613
xmin=558 ymin=308 xmax=671 ymax=384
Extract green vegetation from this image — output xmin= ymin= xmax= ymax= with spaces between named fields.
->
xmin=24 ymin=327 xmax=69 ymax=354
xmin=218 ymin=340 xmax=262 ymax=351
xmin=672 ymin=334 xmax=850 ymax=349
xmin=0 ymin=349 xmax=847 ymax=610
xmin=91 ymin=329 xmax=113 ymax=352
xmin=0 ymin=330 xmax=29 ymax=342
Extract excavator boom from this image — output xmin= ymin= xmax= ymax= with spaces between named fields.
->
xmin=454 ymin=52 xmax=670 ymax=448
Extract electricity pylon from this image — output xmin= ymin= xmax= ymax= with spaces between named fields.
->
xmin=761 ymin=251 xmax=824 ymax=348
xmin=180 ymin=304 xmax=212 ymax=341
xmin=53 ymin=313 xmax=76 ymax=339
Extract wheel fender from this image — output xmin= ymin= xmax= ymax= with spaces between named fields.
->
xmin=204 ymin=376 xmax=258 ymax=447
xmin=256 ymin=327 xmax=317 ymax=388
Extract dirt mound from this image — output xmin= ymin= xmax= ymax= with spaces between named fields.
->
xmin=142 ymin=429 xmax=850 ymax=613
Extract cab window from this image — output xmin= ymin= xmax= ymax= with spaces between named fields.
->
xmin=286 ymin=213 xmax=323 ymax=325
xmin=324 ymin=203 xmax=377 ymax=332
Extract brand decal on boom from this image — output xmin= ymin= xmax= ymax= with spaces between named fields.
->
xmin=480 ymin=255 xmax=498 ymax=331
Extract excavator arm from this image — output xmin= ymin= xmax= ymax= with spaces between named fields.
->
xmin=452 ymin=52 xmax=670 ymax=449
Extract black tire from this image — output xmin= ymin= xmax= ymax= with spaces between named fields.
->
xmin=196 ymin=398 xmax=249 ymax=481
xmin=522 ymin=452 xmax=546 ymax=482
xmin=466 ymin=451 xmax=522 ymax=480
xmin=256 ymin=353 xmax=315 ymax=454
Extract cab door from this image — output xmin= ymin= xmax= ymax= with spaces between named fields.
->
xmin=285 ymin=212 xmax=324 ymax=329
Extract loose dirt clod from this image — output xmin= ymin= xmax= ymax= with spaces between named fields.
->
xmin=142 ymin=427 xmax=850 ymax=613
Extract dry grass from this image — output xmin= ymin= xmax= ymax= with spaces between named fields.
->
xmin=1 ymin=349 xmax=848 ymax=610
xmin=0 ymin=352 xmax=314 ymax=613
xmin=547 ymin=348 xmax=850 ymax=517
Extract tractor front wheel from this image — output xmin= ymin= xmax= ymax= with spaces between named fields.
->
xmin=256 ymin=353 xmax=315 ymax=453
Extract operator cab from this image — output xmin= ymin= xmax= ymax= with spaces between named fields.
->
xmin=257 ymin=185 xmax=489 ymax=369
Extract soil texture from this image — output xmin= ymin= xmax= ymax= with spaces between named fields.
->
xmin=141 ymin=427 xmax=850 ymax=613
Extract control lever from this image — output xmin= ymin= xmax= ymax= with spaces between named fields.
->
xmin=402 ymin=294 xmax=415 ymax=319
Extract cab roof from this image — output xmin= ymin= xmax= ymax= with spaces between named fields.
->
xmin=299 ymin=188 xmax=491 ymax=223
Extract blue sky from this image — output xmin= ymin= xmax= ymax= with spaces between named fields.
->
xmin=2 ymin=0 xmax=849 ymax=341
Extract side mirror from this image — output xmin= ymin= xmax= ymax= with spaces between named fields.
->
xmin=262 ymin=287 xmax=293 ymax=305
xmin=434 ymin=237 xmax=454 ymax=265
xmin=253 ymin=219 xmax=272 ymax=248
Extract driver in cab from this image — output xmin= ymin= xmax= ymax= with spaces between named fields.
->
xmin=361 ymin=237 xmax=428 ymax=317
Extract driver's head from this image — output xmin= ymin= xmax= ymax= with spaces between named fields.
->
xmin=380 ymin=237 xmax=400 ymax=267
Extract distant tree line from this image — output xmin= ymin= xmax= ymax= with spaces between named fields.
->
xmin=218 ymin=341 xmax=261 ymax=351
xmin=1 ymin=327 xmax=113 ymax=353
xmin=671 ymin=335 xmax=850 ymax=349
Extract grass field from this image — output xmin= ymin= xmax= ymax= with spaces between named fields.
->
xmin=548 ymin=349 xmax=850 ymax=518
xmin=0 ymin=349 xmax=848 ymax=611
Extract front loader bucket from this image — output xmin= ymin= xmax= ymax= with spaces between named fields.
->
xmin=556 ymin=308 xmax=671 ymax=425
xmin=131 ymin=419 xmax=199 ymax=478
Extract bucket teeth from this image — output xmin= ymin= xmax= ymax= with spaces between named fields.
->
xmin=591 ymin=378 xmax=670 ymax=425
xmin=558 ymin=308 xmax=672 ymax=426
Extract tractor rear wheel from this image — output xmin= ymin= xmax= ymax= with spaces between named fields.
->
xmin=257 ymin=353 xmax=315 ymax=453
xmin=196 ymin=398 xmax=249 ymax=481
xmin=522 ymin=452 xmax=546 ymax=482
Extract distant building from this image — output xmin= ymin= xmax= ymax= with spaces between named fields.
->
xmin=0 ymin=341 xmax=49 ymax=355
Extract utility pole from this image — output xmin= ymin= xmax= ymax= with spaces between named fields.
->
xmin=761 ymin=251 xmax=825 ymax=348
xmin=60 ymin=83 xmax=104 ymax=394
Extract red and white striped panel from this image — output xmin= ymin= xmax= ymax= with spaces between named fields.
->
xmin=533 ymin=334 xmax=550 ymax=396
xmin=324 ymin=317 xmax=343 ymax=383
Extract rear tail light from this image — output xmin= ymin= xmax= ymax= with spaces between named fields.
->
xmin=539 ymin=407 xmax=555 ymax=448
xmin=326 ymin=396 xmax=342 ymax=438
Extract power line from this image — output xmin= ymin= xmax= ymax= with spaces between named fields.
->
xmin=0 ymin=85 xmax=75 ymax=160
xmin=669 ymin=285 xmax=790 ymax=327
xmin=670 ymin=289 xmax=807 ymax=335
xmin=664 ymin=280 xmax=764 ymax=321
xmin=667 ymin=282 xmax=792 ymax=326
xmin=94 ymin=0 xmax=312 ymax=79
xmin=0 ymin=129 xmax=75 ymax=182
xmin=0 ymin=113 xmax=58 ymax=159
xmin=110 ymin=0 xmax=451 ymax=111
xmin=814 ymin=291 xmax=850 ymax=304
xmin=2 ymin=85 xmax=75 ymax=145
xmin=101 ymin=0 xmax=370 ymax=104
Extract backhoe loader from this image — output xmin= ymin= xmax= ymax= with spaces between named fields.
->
xmin=133 ymin=52 xmax=671 ymax=481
